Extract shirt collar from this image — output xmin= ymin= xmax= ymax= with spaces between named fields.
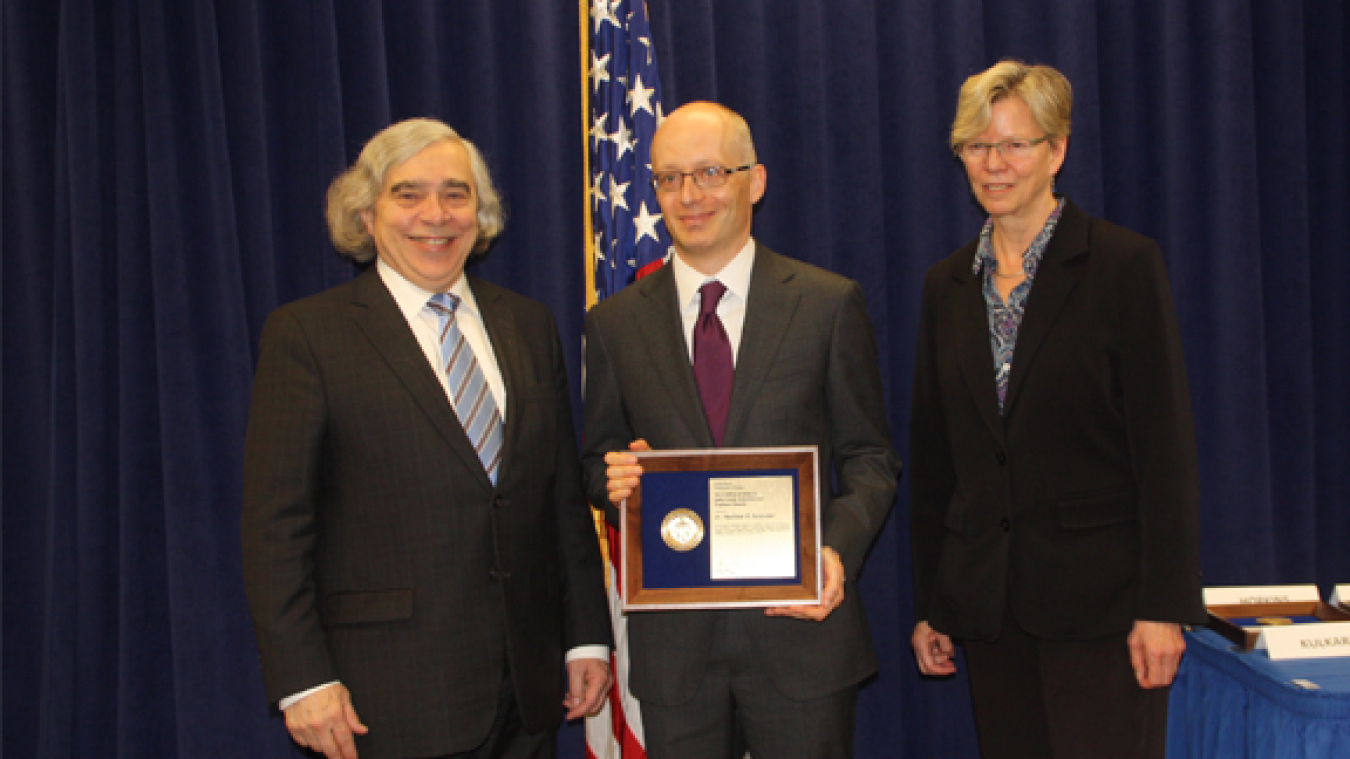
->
xmin=972 ymin=195 xmax=1067 ymax=277
xmin=671 ymin=237 xmax=757 ymax=311
xmin=376 ymin=259 xmax=481 ymax=324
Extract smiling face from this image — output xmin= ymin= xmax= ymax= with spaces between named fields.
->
xmin=361 ymin=140 xmax=481 ymax=292
xmin=650 ymin=104 xmax=766 ymax=275
xmin=962 ymin=96 xmax=1066 ymax=226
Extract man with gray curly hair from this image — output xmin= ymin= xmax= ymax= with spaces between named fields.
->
xmin=242 ymin=118 xmax=612 ymax=759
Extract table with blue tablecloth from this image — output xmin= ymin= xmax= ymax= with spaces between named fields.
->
xmin=1168 ymin=627 xmax=1350 ymax=757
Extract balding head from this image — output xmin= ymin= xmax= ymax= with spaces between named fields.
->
xmin=653 ymin=102 xmax=758 ymax=166
xmin=649 ymin=102 xmax=766 ymax=274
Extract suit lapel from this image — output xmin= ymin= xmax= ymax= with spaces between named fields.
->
xmin=346 ymin=268 xmax=492 ymax=488
xmin=634 ymin=266 xmax=717 ymax=447
xmin=1003 ymin=201 xmax=1090 ymax=414
xmin=950 ymin=248 xmax=1006 ymax=442
xmin=724 ymin=247 xmax=799 ymax=447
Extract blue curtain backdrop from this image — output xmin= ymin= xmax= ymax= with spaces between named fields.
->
xmin=3 ymin=1 xmax=1346 ymax=757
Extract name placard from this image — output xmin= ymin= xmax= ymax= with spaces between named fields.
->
xmin=1331 ymin=585 xmax=1350 ymax=609
xmin=1203 ymin=585 xmax=1320 ymax=606
xmin=1260 ymin=622 xmax=1350 ymax=659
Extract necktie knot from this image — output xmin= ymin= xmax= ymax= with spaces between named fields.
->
xmin=699 ymin=280 xmax=727 ymax=318
xmin=428 ymin=291 xmax=462 ymax=319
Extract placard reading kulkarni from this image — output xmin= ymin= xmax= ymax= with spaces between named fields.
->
xmin=709 ymin=476 xmax=796 ymax=580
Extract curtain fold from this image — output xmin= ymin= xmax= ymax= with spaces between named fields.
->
xmin=3 ymin=1 xmax=1346 ymax=756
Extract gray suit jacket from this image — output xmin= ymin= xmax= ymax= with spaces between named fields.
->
xmin=582 ymin=245 xmax=900 ymax=704
xmin=241 ymin=268 xmax=611 ymax=758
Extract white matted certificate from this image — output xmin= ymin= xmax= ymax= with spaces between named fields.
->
xmin=709 ymin=476 xmax=797 ymax=580
xmin=619 ymin=446 xmax=821 ymax=611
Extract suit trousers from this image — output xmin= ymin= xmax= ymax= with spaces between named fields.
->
xmin=963 ymin=611 xmax=1168 ymax=759
xmin=640 ymin=610 xmax=857 ymax=759
xmin=433 ymin=667 xmax=553 ymax=759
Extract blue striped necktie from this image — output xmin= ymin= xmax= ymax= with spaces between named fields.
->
xmin=428 ymin=292 xmax=504 ymax=483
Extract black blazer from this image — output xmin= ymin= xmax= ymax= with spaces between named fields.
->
xmin=583 ymin=246 xmax=901 ymax=704
xmin=241 ymin=268 xmax=611 ymax=758
xmin=910 ymin=200 xmax=1206 ymax=643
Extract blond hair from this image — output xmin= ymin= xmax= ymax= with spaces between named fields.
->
xmin=950 ymin=60 xmax=1073 ymax=153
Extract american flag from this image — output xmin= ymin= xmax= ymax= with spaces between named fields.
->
xmin=587 ymin=0 xmax=670 ymax=304
xmin=584 ymin=1 xmax=668 ymax=757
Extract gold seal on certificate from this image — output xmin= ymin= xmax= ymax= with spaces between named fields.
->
xmin=660 ymin=508 xmax=705 ymax=551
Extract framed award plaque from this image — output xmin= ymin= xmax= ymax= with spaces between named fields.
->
xmin=620 ymin=446 xmax=820 ymax=611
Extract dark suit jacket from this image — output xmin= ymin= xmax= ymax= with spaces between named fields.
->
xmin=241 ymin=268 xmax=611 ymax=758
xmin=582 ymin=245 xmax=901 ymax=705
xmin=909 ymin=199 xmax=1206 ymax=643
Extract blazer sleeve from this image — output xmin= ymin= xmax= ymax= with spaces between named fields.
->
xmin=541 ymin=310 xmax=614 ymax=650
xmin=821 ymin=281 xmax=903 ymax=578
xmin=907 ymin=264 xmax=957 ymax=621
xmin=1117 ymin=242 xmax=1205 ymax=623
xmin=239 ymin=307 xmax=338 ymax=705
xmin=580 ymin=306 xmax=630 ymax=526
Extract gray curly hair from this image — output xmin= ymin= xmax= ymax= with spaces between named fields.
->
xmin=325 ymin=118 xmax=505 ymax=262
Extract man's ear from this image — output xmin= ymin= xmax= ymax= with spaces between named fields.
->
xmin=749 ymin=164 xmax=767 ymax=204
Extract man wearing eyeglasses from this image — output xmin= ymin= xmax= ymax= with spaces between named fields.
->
xmin=582 ymin=102 xmax=901 ymax=759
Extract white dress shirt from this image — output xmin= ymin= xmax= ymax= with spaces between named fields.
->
xmin=379 ymin=258 xmax=507 ymax=418
xmin=670 ymin=237 xmax=757 ymax=365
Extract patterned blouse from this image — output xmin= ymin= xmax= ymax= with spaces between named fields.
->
xmin=973 ymin=196 xmax=1067 ymax=413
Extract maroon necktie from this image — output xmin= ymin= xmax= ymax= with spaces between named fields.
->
xmin=693 ymin=280 xmax=734 ymax=446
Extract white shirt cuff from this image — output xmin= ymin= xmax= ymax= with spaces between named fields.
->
xmin=279 ymin=681 xmax=340 ymax=711
xmin=566 ymin=645 xmax=610 ymax=664
xmin=279 ymin=647 xmax=610 ymax=710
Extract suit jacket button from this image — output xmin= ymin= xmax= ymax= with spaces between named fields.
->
xmin=995 ymin=451 xmax=1006 ymax=465
xmin=1000 ymin=517 xmax=1011 ymax=531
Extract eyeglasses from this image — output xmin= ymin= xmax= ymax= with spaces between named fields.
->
xmin=957 ymin=136 xmax=1051 ymax=161
xmin=650 ymin=164 xmax=755 ymax=193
